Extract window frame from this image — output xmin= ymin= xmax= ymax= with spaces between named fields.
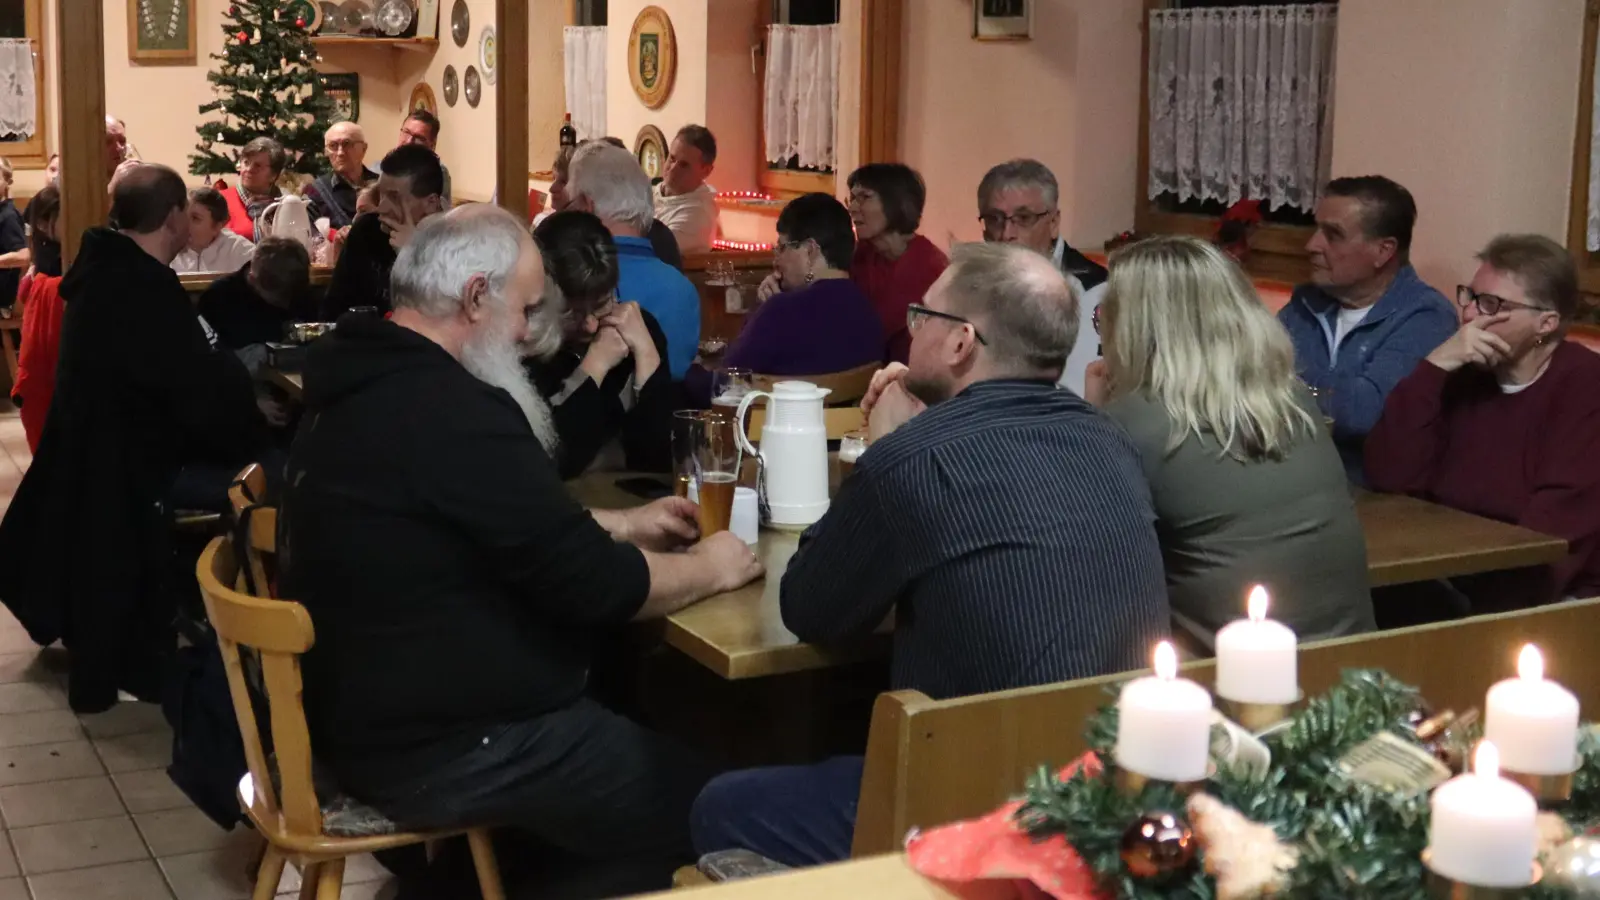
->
xmin=0 ymin=0 xmax=47 ymax=168
xmin=1566 ymin=0 xmax=1600 ymax=296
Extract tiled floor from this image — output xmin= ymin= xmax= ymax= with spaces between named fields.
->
xmin=0 ymin=407 xmax=397 ymax=898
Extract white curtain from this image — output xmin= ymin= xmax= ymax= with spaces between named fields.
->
xmin=1147 ymin=5 xmax=1336 ymax=213
xmin=765 ymin=24 xmax=838 ymax=171
xmin=0 ymin=40 xmax=36 ymax=140
xmin=1587 ymin=23 xmax=1600 ymax=251
xmin=563 ymin=26 xmax=606 ymax=142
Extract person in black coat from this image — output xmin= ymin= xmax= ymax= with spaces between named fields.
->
xmin=0 ymin=165 xmax=271 ymax=712
xmin=527 ymin=211 xmax=674 ymax=477
xmin=321 ymin=144 xmax=445 ymax=320
xmin=198 ymin=236 xmax=315 ymax=351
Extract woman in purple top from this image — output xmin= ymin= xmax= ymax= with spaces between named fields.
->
xmin=687 ymin=193 xmax=884 ymax=406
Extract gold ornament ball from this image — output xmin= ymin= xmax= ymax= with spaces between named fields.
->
xmin=1546 ymin=836 xmax=1600 ymax=896
xmin=1120 ymin=811 xmax=1196 ymax=880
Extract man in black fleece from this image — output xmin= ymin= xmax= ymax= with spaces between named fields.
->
xmin=320 ymin=143 xmax=445 ymax=320
xmin=281 ymin=205 xmax=763 ymax=897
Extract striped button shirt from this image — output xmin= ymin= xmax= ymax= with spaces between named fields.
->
xmin=780 ymin=379 xmax=1170 ymax=700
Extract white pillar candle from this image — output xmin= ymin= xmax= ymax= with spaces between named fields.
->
xmin=1114 ymin=642 xmax=1213 ymax=782
xmin=1214 ymin=585 xmax=1298 ymax=704
xmin=1426 ymin=742 xmax=1539 ymax=888
xmin=1484 ymin=644 xmax=1580 ymax=775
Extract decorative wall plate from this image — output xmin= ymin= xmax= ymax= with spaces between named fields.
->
xmin=374 ymin=0 xmax=413 ymax=35
xmin=442 ymin=64 xmax=458 ymax=107
xmin=478 ymin=25 xmax=496 ymax=85
xmin=336 ymin=0 xmax=372 ymax=33
xmin=634 ymin=125 xmax=667 ymax=181
xmin=409 ymin=82 xmax=437 ymax=116
xmin=627 ymin=6 xmax=677 ymax=110
xmin=463 ymin=64 xmax=481 ymax=108
xmin=450 ymin=0 xmax=470 ymax=47
xmin=318 ymin=1 xmax=343 ymax=33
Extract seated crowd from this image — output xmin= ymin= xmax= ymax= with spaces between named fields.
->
xmin=4 ymin=105 xmax=1600 ymax=900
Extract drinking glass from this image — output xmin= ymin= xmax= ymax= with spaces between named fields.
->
xmin=839 ymin=432 xmax=868 ymax=480
xmin=694 ymin=412 xmax=743 ymax=536
xmin=670 ymin=410 xmax=706 ymax=499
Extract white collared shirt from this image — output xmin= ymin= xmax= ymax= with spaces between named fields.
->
xmin=653 ymin=182 xmax=719 ymax=255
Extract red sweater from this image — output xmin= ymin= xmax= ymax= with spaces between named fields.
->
xmin=850 ymin=234 xmax=948 ymax=364
xmin=12 ymin=273 xmax=64 ymax=453
xmin=214 ymin=179 xmax=261 ymax=242
xmin=1365 ymin=342 xmax=1600 ymax=606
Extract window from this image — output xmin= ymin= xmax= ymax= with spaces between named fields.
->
xmin=758 ymin=0 xmax=839 ymax=197
xmin=574 ymin=0 xmax=606 ymax=27
xmin=1567 ymin=1 xmax=1600 ymax=298
xmin=1136 ymin=0 xmax=1337 ymax=281
xmin=0 ymin=0 xmax=44 ymax=166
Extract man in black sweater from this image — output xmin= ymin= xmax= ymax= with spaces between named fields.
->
xmin=281 ymin=205 xmax=763 ymax=897
xmin=321 ymin=143 xmax=445 ymax=320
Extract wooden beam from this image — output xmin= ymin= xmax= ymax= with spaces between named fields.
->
xmin=856 ymin=0 xmax=902 ymax=166
xmin=496 ymin=0 xmax=530 ymax=225
xmin=56 ymin=0 xmax=108 ymax=265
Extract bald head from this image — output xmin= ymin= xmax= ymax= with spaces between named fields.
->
xmin=943 ymin=242 xmax=1079 ymax=376
xmin=324 ymin=121 xmax=369 ymax=181
xmin=109 ymin=163 xmax=190 ymax=265
xmin=104 ymin=116 xmax=128 ymax=178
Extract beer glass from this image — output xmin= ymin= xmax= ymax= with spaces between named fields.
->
xmin=694 ymin=412 xmax=742 ymax=536
xmin=670 ymin=410 xmax=706 ymax=499
xmin=839 ymin=432 xmax=867 ymax=480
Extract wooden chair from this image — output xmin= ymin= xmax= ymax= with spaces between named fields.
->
xmin=227 ymin=463 xmax=276 ymax=598
xmin=850 ymin=597 xmax=1600 ymax=857
xmin=752 ymin=362 xmax=878 ymax=407
xmin=744 ymin=407 xmax=865 ymax=442
xmin=196 ymin=537 xmax=507 ymax=900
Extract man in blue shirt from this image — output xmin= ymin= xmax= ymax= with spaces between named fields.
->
xmin=1278 ymin=176 xmax=1456 ymax=482
xmin=567 ymin=142 xmax=701 ymax=379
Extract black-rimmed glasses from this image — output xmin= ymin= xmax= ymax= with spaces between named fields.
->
xmin=979 ymin=208 xmax=1051 ymax=234
xmin=1456 ymin=285 xmax=1553 ymax=316
xmin=906 ymin=303 xmax=988 ymax=345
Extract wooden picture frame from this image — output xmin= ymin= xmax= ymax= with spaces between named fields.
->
xmin=320 ymin=73 xmax=360 ymax=123
xmin=973 ymin=0 xmax=1030 ymax=41
xmin=634 ymin=124 xmax=667 ymax=181
xmin=627 ymin=6 xmax=677 ymax=110
xmin=127 ymin=0 xmax=196 ymax=63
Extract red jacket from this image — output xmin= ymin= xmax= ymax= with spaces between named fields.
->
xmin=13 ymin=272 xmax=64 ymax=452
xmin=850 ymin=234 xmax=949 ymax=364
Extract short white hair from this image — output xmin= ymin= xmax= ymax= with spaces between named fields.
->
xmin=568 ymin=143 xmax=654 ymax=233
xmin=391 ymin=205 xmax=529 ymax=319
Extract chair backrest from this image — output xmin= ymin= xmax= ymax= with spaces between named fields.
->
xmin=195 ymin=537 xmax=322 ymax=839
xmin=227 ymin=463 xmax=278 ymax=597
xmin=744 ymin=406 xmax=866 ymax=441
xmin=850 ymin=597 xmax=1600 ymax=858
xmin=752 ymin=362 xmax=878 ymax=407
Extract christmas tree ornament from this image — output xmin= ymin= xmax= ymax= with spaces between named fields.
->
xmin=1545 ymin=836 xmax=1600 ymax=895
xmin=1189 ymin=793 xmax=1296 ymax=900
xmin=1119 ymin=811 xmax=1195 ymax=880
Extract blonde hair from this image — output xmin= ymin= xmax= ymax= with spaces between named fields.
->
xmin=1103 ymin=235 xmax=1313 ymax=462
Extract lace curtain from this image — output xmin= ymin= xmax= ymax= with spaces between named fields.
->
xmin=765 ymin=24 xmax=838 ymax=171
xmin=0 ymin=40 xmax=36 ymax=140
xmin=563 ymin=26 xmax=606 ymax=143
xmin=1147 ymin=5 xmax=1336 ymax=213
xmin=1587 ymin=24 xmax=1600 ymax=250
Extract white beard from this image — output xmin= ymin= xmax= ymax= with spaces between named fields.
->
xmin=461 ymin=313 xmax=560 ymax=455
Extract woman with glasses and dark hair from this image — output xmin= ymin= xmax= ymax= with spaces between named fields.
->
xmin=526 ymin=210 xmax=675 ymax=477
xmin=847 ymin=163 xmax=948 ymax=363
xmin=686 ymin=193 xmax=882 ymax=406
xmin=1367 ymin=234 xmax=1600 ymax=614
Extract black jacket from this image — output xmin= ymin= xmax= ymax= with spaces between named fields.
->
xmin=321 ymin=214 xmax=394 ymax=321
xmin=198 ymin=264 xmax=316 ymax=350
xmin=0 ymin=228 xmax=268 ymax=711
xmin=280 ymin=316 xmax=650 ymax=793
xmin=1059 ymin=240 xmax=1107 ymax=291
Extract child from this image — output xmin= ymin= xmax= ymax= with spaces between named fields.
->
xmin=13 ymin=185 xmax=62 ymax=452
xmin=0 ymin=158 xmax=29 ymax=309
xmin=171 ymin=187 xmax=256 ymax=275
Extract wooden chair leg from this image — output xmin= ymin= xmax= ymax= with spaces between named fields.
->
xmin=297 ymin=863 xmax=321 ymax=900
xmin=315 ymin=857 xmax=345 ymax=900
xmin=466 ymin=828 xmax=507 ymax=900
xmin=250 ymin=846 xmax=286 ymax=900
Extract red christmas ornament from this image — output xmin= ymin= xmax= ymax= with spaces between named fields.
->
xmin=296 ymin=17 xmax=306 ymax=27
xmin=237 ymin=30 xmax=249 ymax=41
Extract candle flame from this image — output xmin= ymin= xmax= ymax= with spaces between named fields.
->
xmin=1154 ymin=641 xmax=1177 ymax=680
xmin=1247 ymin=585 xmax=1269 ymax=623
xmin=1518 ymin=644 xmax=1545 ymax=683
xmin=1474 ymin=741 xmax=1500 ymax=779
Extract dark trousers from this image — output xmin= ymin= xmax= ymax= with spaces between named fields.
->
xmin=689 ymin=755 xmax=864 ymax=868
xmin=366 ymin=698 xmax=713 ymax=900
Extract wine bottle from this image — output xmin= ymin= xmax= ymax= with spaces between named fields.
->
xmin=559 ymin=114 xmax=577 ymax=148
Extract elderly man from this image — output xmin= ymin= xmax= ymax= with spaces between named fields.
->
xmin=654 ymin=124 xmax=720 ymax=255
xmin=1278 ymin=176 xmax=1456 ymax=482
xmin=0 ymin=165 xmax=269 ymax=712
xmin=321 ymin=143 xmax=445 ymax=319
xmin=690 ymin=242 xmax=1169 ymax=868
xmin=282 ymin=204 xmax=761 ymax=897
xmin=397 ymin=110 xmax=452 ymax=207
xmin=304 ymin=121 xmax=377 ymax=231
xmin=977 ymin=158 xmax=1105 ymax=397
xmin=213 ymin=136 xmax=286 ymax=241
xmin=569 ymin=141 xmax=700 ymax=378
xmin=105 ymin=116 xmax=140 ymax=192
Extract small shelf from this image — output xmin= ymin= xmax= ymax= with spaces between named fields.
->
xmin=311 ymin=36 xmax=439 ymax=53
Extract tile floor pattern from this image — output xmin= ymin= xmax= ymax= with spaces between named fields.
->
xmin=0 ymin=408 xmax=398 ymax=898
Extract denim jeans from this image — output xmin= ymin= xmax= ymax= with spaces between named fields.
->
xmin=689 ymin=756 xmax=864 ymax=868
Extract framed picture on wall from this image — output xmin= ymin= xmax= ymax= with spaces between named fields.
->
xmin=128 ymin=0 xmax=196 ymax=63
xmin=321 ymin=73 xmax=360 ymax=123
xmin=973 ymin=0 xmax=1031 ymax=41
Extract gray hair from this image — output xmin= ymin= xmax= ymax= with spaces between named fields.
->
xmin=945 ymin=242 xmax=1079 ymax=375
xmin=391 ymin=205 xmax=529 ymax=319
xmin=976 ymin=158 xmax=1059 ymax=212
xmin=567 ymin=142 xmax=654 ymax=233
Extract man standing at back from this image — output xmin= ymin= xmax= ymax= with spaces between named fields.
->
xmin=569 ymin=142 xmax=701 ymax=379
xmin=690 ymin=243 xmax=1169 ymax=867
xmin=654 ymin=124 xmax=720 ymax=255
xmin=1279 ymin=176 xmax=1456 ymax=481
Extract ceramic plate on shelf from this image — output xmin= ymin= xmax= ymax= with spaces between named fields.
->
xmin=336 ymin=0 xmax=372 ymax=33
xmin=374 ymin=0 xmax=413 ymax=35
xmin=463 ymin=65 xmax=482 ymax=108
xmin=478 ymin=25 xmax=496 ymax=84
xmin=450 ymin=0 xmax=470 ymax=47
xmin=318 ymin=1 xmax=343 ymax=32
xmin=442 ymin=64 xmax=458 ymax=107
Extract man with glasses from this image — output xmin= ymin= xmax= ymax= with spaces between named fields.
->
xmin=1278 ymin=175 xmax=1456 ymax=482
xmin=305 ymin=121 xmax=378 ymax=232
xmin=976 ymin=159 xmax=1104 ymax=396
xmin=397 ymin=110 xmax=453 ymax=208
xmin=689 ymin=243 xmax=1169 ymax=869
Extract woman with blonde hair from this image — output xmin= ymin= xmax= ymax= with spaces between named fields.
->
xmin=1086 ymin=235 xmax=1374 ymax=649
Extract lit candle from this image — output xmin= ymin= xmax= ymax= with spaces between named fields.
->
xmin=1213 ymin=585 xmax=1298 ymax=704
xmin=1114 ymin=642 xmax=1213 ymax=782
xmin=1426 ymin=742 xmax=1539 ymax=887
xmin=1485 ymin=644 xmax=1580 ymax=775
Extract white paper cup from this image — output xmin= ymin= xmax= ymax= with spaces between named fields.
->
xmin=731 ymin=487 xmax=759 ymax=545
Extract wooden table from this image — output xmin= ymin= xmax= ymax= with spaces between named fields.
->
xmin=265 ymin=368 xmax=303 ymax=401
xmin=635 ymin=856 xmax=960 ymax=899
xmin=1356 ymin=489 xmax=1566 ymax=587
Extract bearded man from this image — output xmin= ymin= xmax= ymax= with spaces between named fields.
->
xmin=280 ymin=204 xmax=763 ymax=896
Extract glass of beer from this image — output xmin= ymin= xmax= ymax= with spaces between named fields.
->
xmin=694 ymin=412 xmax=742 ymax=536
xmin=671 ymin=410 xmax=706 ymax=499
xmin=839 ymin=431 xmax=867 ymax=479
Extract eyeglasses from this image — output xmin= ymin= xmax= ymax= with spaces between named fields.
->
xmin=1092 ymin=304 xmax=1102 ymax=335
xmin=325 ymin=140 xmax=364 ymax=152
xmin=979 ymin=208 xmax=1052 ymax=234
xmin=906 ymin=304 xmax=988 ymax=345
xmin=774 ymin=237 xmax=807 ymax=253
xmin=1456 ymin=285 xmax=1553 ymax=316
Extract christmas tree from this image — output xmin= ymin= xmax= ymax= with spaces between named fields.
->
xmin=190 ymin=0 xmax=339 ymax=179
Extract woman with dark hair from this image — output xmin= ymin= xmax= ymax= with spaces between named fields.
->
xmin=527 ymin=210 xmax=675 ymax=477
xmin=847 ymin=163 xmax=948 ymax=363
xmin=13 ymin=185 xmax=64 ymax=452
xmin=686 ymin=193 xmax=882 ymax=406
